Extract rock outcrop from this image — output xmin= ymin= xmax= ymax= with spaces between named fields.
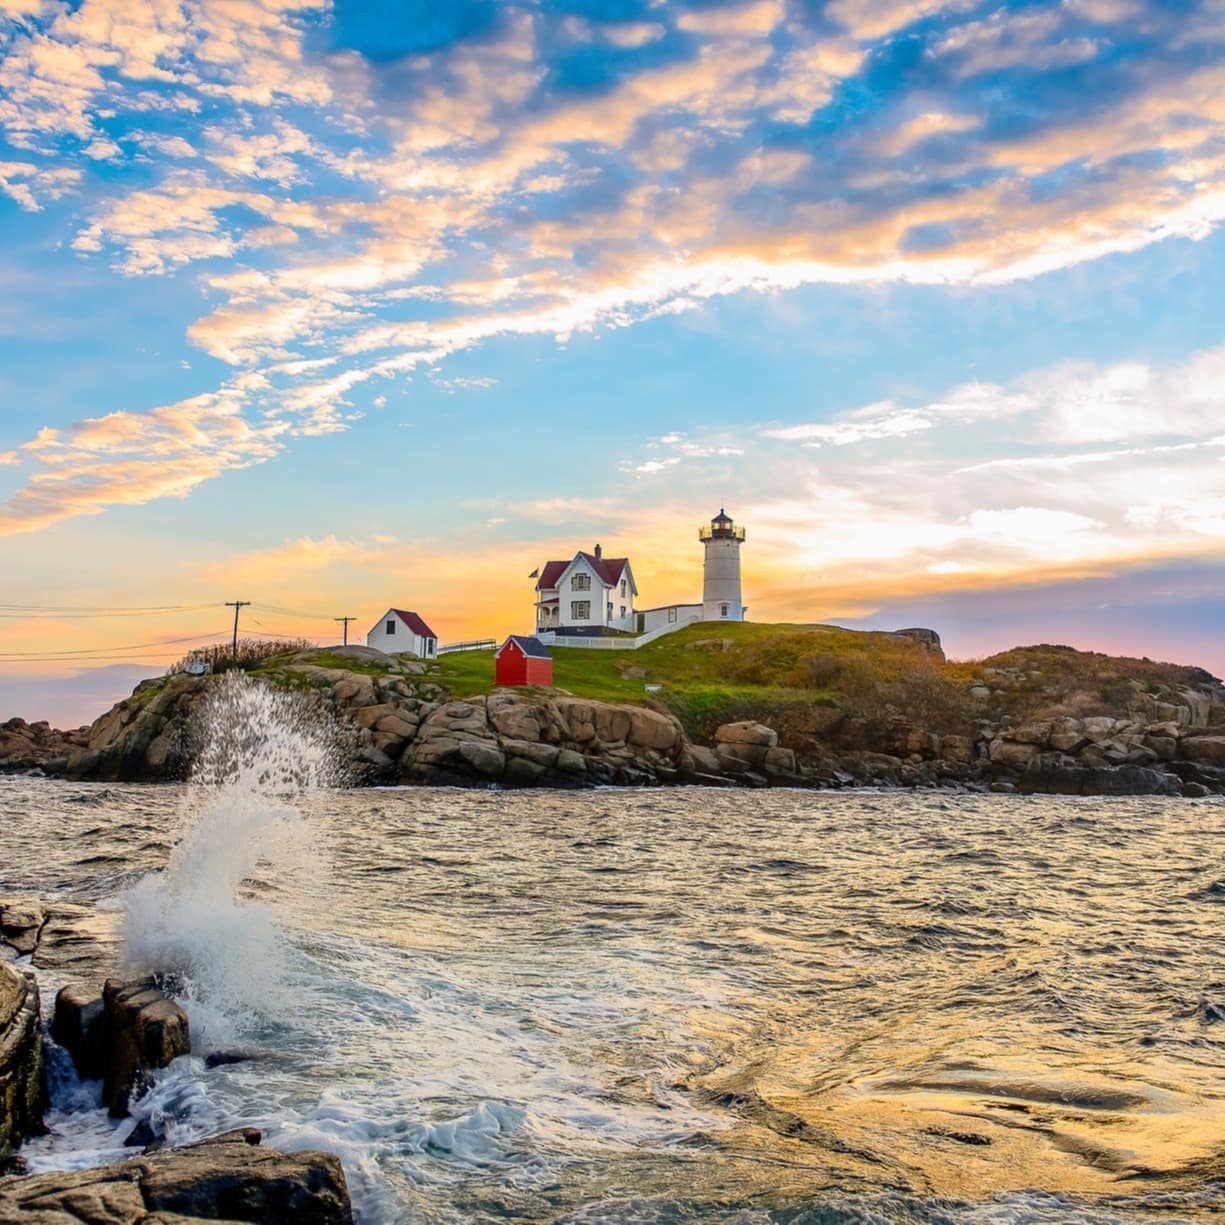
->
xmin=0 ymin=898 xmax=120 ymax=985
xmin=0 ymin=1128 xmax=353 ymax=1223
xmin=0 ymin=720 xmax=86 ymax=776
xmin=52 ymin=979 xmax=191 ymax=1117
xmin=0 ymin=962 xmax=43 ymax=1155
xmin=1 ymin=898 xmax=186 ymax=1120
xmin=403 ymin=692 xmax=687 ymax=787
xmin=3 ymin=641 xmax=1224 ymax=797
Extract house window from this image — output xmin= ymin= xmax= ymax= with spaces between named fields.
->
xmin=668 ymin=607 xmax=677 ymax=623
xmin=607 ymin=601 xmax=613 ymax=620
xmin=571 ymin=600 xmax=590 ymax=619
xmin=571 ymin=573 xmax=590 ymax=591
xmin=720 ymin=604 xmax=729 ymax=618
xmin=619 ymin=579 xmax=626 ymax=597
xmin=386 ymin=620 xmax=396 ymax=635
xmin=619 ymin=605 xmax=625 ymax=618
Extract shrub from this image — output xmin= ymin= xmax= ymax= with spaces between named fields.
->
xmin=168 ymin=638 xmax=312 ymax=676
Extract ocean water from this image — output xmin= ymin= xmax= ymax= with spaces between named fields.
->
xmin=0 ymin=683 xmax=1223 ymax=1223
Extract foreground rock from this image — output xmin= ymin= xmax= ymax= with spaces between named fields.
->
xmin=0 ymin=1128 xmax=353 ymax=1224
xmin=2 ymin=897 xmax=181 ymax=1123
xmin=0 ymin=962 xmax=43 ymax=1155
xmin=51 ymin=978 xmax=190 ymax=1117
xmin=0 ymin=899 xmax=120 ymax=985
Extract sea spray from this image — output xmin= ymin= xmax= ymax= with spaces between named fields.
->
xmin=122 ymin=671 xmax=343 ymax=1046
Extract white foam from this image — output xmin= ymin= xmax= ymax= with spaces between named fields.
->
xmin=120 ymin=672 xmax=339 ymax=1047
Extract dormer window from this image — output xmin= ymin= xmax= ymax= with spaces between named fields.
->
xmin=571 ymin=573 xmax=591 ymax=591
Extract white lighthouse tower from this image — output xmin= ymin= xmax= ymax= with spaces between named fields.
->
xmin=700 ymin=508 xmax=746 ymax=621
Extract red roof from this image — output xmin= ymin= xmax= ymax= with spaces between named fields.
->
xmin=536 ymin=560 xmax=569 ymax=590
xmin=390 ymin=609 xmax=438 ymax=639
xmin=535 ymin=552 xmax=630 ymax=590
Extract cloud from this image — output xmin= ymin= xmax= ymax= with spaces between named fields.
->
xmin=630 ymin=457 xmax=682 ymax=474
xmin=828 ymin=0 xmax=976 ymax=42
xmin=621 ymin=428 xmax=745 ymax=475
xmin=0 ymin=391 xmax=284 ymax=536
xmin=763 ymin=404 xmax=938 ymax=447
xmin=930 ymin=8 xmax=1100 ymax=77
xmin=766 ymin=343 xmax=1225 ymax=454
xmin=736 ymin=341 xmax=1225 ymax=608
xmin=763 ymin=383 xmax=1035 ymax=447
xmin=0 ymin=0 xmax=332 ymax=153
xmin=0 ymin=159 xmax=79 ymax=210
xmin=3 ymin=0 xmax=1225 ymax=538
xmin=428 ymin=372 xmax=498 ymax=393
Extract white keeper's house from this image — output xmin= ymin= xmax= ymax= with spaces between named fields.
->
xmin=532 ymin=510 xmax=748 ymax=640
xmin=366 ymin=608 xmax=439 ymax=658
xmin=533 ymin=545 xmax=638 ymax=634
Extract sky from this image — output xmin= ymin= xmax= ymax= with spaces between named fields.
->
xmin=1 ymin=0 xmax=1224 ymax=726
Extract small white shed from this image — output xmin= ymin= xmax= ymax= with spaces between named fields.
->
xmin=366 ymin=608 xmax=439 ymax=658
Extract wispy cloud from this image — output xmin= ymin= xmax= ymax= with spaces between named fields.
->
xmin=0 ymin=392 xmax=284 ymax=536
xmin=742 ymin=341 xmax=1225 ymax=606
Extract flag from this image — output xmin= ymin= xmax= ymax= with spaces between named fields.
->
xmin=528 ymin=568 xmax=539 ymax=578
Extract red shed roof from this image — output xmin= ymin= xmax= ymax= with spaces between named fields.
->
xmin=390 ymin=609 xmax=438 ymax=639
xmin=498 ymin=635 xmax=552 ymax=659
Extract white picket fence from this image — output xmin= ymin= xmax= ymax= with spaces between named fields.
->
xmin=537 ymin=615 xmax=701 ymax=651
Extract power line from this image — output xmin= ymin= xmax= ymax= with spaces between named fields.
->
xmin=0 ymin=631 xmax=231 ymax=659
xmin=256 ymin=602 xmax=340 ymax=621
xmin=0 ymin=603 xmax=216 ymax=618
xmin=0 ymin=633 xmax=325 ymax=668
xmin=0 ymin=656 xmax=217 ymax=666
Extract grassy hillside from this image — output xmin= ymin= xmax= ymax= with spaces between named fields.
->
xmin=168 ymin=623 xmax=1219 ymax=747
xmin=429 ymin=622 xmax=954 ymax=739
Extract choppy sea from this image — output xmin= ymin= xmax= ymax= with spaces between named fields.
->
xmin=1 ymin=679 xmax=1222 ymax=1223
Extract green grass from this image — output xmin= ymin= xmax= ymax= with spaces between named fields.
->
xmin=432 ymin=622 xmax=832 ymax=697
xmin=428 ymin=622 xmax=873 ymax=737
xmin=202 ymin=622 xmax=1217 ymax=747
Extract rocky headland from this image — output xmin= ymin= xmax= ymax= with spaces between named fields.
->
xmin=3 ymin=626 xmax=1224 ymax=797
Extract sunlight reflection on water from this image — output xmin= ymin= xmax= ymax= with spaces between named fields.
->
xmin=2 ymin=778 xmax=1223 ymax=1222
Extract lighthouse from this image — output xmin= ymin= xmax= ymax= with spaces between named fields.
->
xmin=700 ymin=509 xmax=746 ymax=621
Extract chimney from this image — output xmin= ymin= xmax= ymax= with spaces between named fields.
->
xmin=594 ymin=543 xmax=602 ymax=559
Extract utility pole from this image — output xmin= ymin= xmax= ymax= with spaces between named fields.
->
xmin=225 ymin=600 xmax=250 ymax=655
xmin=334 ymin=616 xmax=356 ymax=647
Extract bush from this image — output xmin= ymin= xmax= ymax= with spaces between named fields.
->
xmin=168 ymin=638 xmax=312 ymax=676
xmin=831 ymin=654 xmax=973 ymax=733
xmin=798 ymin=652 xmax=842 ymax=689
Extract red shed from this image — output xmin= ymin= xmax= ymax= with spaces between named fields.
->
xmin=495 ymin=635 xmax=553 ymax=687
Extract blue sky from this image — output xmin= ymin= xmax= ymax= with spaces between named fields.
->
xmin=1 ymin=0 xmax=1224 ymax=723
